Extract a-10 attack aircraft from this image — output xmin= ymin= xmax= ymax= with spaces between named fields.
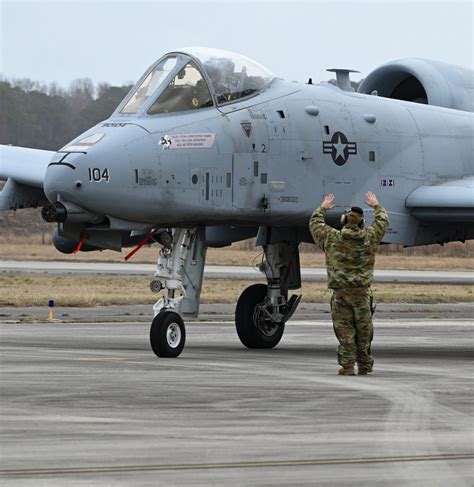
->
xmin=1 ymin=47 xmax=473 ymax=357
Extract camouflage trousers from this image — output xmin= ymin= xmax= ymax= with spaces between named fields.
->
xmin=330 ymin=288 xmax=374 ymax=370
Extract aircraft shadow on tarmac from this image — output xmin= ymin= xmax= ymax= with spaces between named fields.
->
xmin=6 ymin=333 xmax=472 ymax=359
xmin=181 ymin=344 xmax=473 ymax=360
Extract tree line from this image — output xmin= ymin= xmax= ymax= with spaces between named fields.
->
xmin=0 ymin=77 xmax=132 ymax=151
xmin=0 ymin=75 xmax=364 ymax=153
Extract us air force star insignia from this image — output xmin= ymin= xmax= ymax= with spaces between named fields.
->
xmin=323 ymin=131 xmax=357 ymax=166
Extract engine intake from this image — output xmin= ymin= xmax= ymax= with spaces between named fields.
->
xmin=358 ymin=58 xmax=473 ymax=112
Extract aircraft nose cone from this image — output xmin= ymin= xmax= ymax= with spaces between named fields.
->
xmin=43 ymin=156 xmax=84 ymax=205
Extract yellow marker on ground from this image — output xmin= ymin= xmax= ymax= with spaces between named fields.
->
xmin=48 ymin=299 xmax=55 ymax=321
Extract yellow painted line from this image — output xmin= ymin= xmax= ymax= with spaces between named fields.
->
xmin=1 ymin=453 xmax=473 ymax=476
xmin=74 ymin=357 xmax=128 ymax=362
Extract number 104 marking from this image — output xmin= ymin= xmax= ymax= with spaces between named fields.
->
xmin=88 ymin=168 xmax=110 ymax=182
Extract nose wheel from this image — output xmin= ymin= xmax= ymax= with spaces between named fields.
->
xmin=150 ymin=311 xmax=186 ymax=358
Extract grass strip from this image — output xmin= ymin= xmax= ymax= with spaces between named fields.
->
xmin=0 ymin=275 xmax=472 ymax=307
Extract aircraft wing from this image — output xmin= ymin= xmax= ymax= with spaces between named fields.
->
xmin=0 ymin=145 xmax=53 ymax=210
xmin=406 ymin=177 xmax=474 ymax=222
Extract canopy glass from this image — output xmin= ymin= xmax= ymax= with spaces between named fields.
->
xmin=119 ymin=48 xmax=275 ymax=115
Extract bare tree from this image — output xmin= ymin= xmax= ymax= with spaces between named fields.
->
xmin=47 ymin=82 xmax=66 ymax=98
xmin=68 ymin=78 xmax=95 ymax=111
xmin=10 ymin=77 xmax=37 ymax=92
xmin=97 ymin=82 xmax=111 ymax=98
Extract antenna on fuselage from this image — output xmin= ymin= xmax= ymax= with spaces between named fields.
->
xmin=326 ymin=68 xmax=360 ymax=92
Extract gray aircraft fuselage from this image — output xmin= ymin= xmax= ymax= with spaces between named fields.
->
xmin=43 ymin=77 xmax=474 ymax=247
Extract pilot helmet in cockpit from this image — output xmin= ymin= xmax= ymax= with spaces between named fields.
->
xmin=203 ymin=57 xmax=237 ymax=104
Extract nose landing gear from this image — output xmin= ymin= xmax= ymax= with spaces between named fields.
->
xmin=149 ymin=228 xmax=198 ymax=358
xmin=150 ymin=311 xmax=186 ymax=358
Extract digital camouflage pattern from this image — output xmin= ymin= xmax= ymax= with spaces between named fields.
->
xmin=309 ymin=204 xmax=389 ymax=289
xmin=309 ymin=204 xmax=389 ymax=369
xmin=331 ymin=288 xmax=374 ymax=369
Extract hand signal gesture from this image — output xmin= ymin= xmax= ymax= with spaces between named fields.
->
xmin=365 ymin=191 xmax=378 ymax=207
xmin=321 ymin=193 xmax=335 ymax=209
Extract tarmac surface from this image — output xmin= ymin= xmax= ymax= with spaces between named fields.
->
xmin=0 ymin=305 xmax=473 ymax=486
xmin=1 ymin=260 xmax=473 ymax=284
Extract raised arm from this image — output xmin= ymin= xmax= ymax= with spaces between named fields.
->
xmin=309 ymin=193 xmax=336 ymax=250
xmin=365 ymin=191 xmax=389 ymax=244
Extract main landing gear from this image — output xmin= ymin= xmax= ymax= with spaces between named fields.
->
xmin=148 ymin=227 xmax=302 ymax=357
xmin=235 ymin=240 xmax=302 ymax=349
xmin=236 ymin=284 xmax=285 ymax=348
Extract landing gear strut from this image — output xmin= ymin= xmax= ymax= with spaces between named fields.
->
xmin=149 ymin=228 xmax=202 ymax=358
xmin=235 ymin=240 xmax=302 ymax=349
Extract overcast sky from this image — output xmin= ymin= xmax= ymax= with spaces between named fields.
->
xmin=1 ymin=0 xmax=472 ymax=88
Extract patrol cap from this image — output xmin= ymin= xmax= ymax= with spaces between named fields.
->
xmin=350 ymin=206 xmax=364 ymax=215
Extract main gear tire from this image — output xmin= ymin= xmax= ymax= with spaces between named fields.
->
xmin=150 ymin=311 xmax=186 ymax=358
xmin=235 ymin=284 xmax=285 ymax=349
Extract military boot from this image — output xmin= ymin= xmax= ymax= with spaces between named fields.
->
xmin=338 ymin=366 xmax=355 ymax=375
xmin=358 ymin=366 xmax=373 ymax=375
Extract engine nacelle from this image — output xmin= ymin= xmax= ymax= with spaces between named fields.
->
xmin=358 ymin=58 xmax=473 ymax=112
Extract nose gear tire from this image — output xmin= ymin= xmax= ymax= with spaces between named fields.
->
xmin=235 ymin=284 xmax=285 ymax=349
xmin=150 ymin=311 xmax=186 ymax=358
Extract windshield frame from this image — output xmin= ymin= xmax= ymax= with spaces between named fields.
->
xmin=115 ymin=48 xmax=275 ymax=116
xmin=146 ymin=59 xmax=216 ymax=115
xmin=115 ymin=54 xmax=189 ymax=116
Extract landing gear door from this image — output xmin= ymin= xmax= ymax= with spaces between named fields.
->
xmin=179 ymin=228 xmax=207 ymax=318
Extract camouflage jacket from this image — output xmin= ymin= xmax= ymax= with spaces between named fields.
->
xmin=309 ymin=205 xmax=389 ymax=289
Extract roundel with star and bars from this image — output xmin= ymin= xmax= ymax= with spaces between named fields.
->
xmin=323 ymin=131 xmax=357 ymax=166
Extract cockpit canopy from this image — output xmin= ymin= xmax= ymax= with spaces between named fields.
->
xmin=119 ymin=47 xmax=275 ymax=115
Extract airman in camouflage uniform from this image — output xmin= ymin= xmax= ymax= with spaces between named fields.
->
xmin=309 ymin=192 xmax=389 ymax=375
